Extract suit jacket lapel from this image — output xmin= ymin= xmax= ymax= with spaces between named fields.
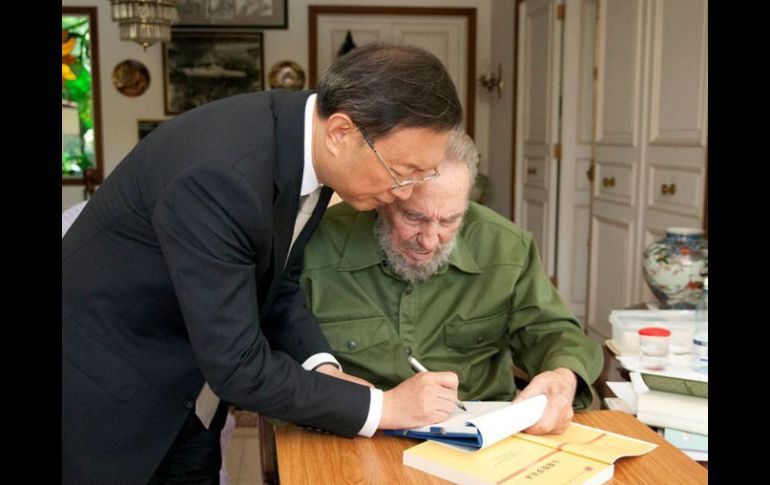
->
xmin=262 ymin=91 xmax=312 ymax=314
xmin=270 ymin=180 xmax=297 ymax=291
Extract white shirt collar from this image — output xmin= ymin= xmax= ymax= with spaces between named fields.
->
xmin=301 ymin=93 xmax=322 ymax=196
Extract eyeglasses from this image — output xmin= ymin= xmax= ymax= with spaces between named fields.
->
xmin=358 ymin=126 xmax=440 ymax=191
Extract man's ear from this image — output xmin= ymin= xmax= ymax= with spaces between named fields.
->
xmin=323 ymin=113 xmax=357 ymax=156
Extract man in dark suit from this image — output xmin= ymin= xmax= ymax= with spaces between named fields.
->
xmin=62 ymin=43 xmax=463 ymax=484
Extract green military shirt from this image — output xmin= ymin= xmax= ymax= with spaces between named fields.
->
xmin=301 ymin=202 xmax=603 ymax=410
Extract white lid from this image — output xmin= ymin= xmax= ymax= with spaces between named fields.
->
xmin=665 ymin=227 xmax=704 ymax=236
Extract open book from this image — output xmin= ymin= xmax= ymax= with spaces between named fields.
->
xmin=639 ymin=370 xmax=708 ymax=398
xmin=386 ymin=394 xmax=548 ymax=450
xmin=403 ymin=421 xmax=657 ymax=485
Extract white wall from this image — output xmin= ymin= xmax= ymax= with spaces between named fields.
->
xmin=62 ymin=0 xmax=513 ymax=214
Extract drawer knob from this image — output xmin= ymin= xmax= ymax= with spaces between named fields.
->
xmin=602 ymin=176 xmax=616 ymax=188
xmin=661 ymin=183 xmax=677 ymax=195
xmin=527 ymin=167 xmax=537 ymax=176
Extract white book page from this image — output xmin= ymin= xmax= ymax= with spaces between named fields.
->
xmin=607 ymin=381 xmax=638 ymax=413
xmin=468 ymin=394 xmax=548 ymax=449
xmin=408 ymin=401 xmax=512 ymax=435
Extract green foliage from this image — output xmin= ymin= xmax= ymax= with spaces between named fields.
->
xmin=64 ymin=68 xmax=93 ymax=133
xmin=62 ymin=150 xmax=91 ymax=176
xmin=62 ymin=15 xmax=95 ymax=177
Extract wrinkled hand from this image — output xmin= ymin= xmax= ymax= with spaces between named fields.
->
xmin=314 ymin=364 xmax=374 ymax=388
xmin=379 ymin=371 xmax=459 ymax=429
xmin=513 ymin=368 xmax=578 ymax=435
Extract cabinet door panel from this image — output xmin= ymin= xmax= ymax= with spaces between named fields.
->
xmin=646 ymin=165 xmax=703 ymax=217
xmin=648 ymin=0 xmax=708 ymax=146
xmin=594 ymin=0 xmax=644 ymax=147
xmin=593 ymin=161 xmax=636 ymax=206
xmin=515 ymin=0 xmax=563 ymax=277
xmin=524 ymin=156 xmax=548 ymax=188
xmin=587 ymin=214 xmax=636 ymax=337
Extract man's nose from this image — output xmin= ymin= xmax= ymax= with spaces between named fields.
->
xmin=419 ymin=224 xmax=439 ymax=251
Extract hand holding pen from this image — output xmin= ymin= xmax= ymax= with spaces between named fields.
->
xmin=408 ymin=355 xmax=468 ymax=412
xmin=378 ymin=360 xmax=461 ymax=429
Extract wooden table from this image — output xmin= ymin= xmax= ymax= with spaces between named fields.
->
xmin=274 ymin=410 xmax=707 ymax=484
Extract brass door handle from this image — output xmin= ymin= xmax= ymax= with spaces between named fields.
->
xmin=602 ymin=176 xmax=616 ymax=188
xmin=586 ymin=165 xmax=595 ymax=182
xmin=661 ymin=183 xmax=677 ymax=195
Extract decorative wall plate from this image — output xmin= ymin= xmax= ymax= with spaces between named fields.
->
xmin=268 ymin=61 xmax=305 ymax=90
xmin=112 ymin=59 xmax=150 ymax=97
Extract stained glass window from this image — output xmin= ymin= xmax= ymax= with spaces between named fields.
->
xmin=62 ymin=8 xmax=102 ymax=184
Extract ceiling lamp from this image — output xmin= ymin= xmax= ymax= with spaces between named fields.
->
xmin=110 ymin=0 xmax=179 ymax=50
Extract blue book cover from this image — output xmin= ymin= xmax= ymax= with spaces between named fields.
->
xmin=384 ymin=396 xmax=548 ymax=451
xmin=385 ymin=427 xmax=484 ymax=449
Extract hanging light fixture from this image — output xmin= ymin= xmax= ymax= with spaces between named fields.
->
xmin=110 ymin=0 xmax=179 ymax=50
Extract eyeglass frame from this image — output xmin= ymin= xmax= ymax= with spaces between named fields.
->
xmin=357 ymin=125 xmax=441 ymax=191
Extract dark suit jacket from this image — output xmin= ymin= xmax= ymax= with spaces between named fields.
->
xmin=62 ymin=91 xmax=370 ymax=485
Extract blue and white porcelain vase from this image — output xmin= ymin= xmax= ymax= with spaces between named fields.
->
xmin=642 ymin=227 xmax=708 ymax=309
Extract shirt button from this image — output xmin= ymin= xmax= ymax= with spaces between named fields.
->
xmin=476 ymin=336 xmax=485 ymax=344
xmin=184 ymin=399 xmax=194 ymax=409
xmin=347 ymin=340 xmax=357 ymax=351
xmin=405 ymin=286 xmax=413 ymax=295
xmin=406 ymin=347 xmax=413 ymax=356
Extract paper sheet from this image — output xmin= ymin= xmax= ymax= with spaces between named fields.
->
xmin=607 ymin=381 xmax=638 ymax=414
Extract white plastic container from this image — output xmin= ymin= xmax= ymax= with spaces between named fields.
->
xmin=609 ymin=310 xmax=695 ymax=355
xmin=639 ymin=327 xmax=671 ymax=371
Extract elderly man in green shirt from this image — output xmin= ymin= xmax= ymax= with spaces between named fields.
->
xmin=301 ymin=132 xmax=603 ymax=434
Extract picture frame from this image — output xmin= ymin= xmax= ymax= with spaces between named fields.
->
xmin=62 ymin=6 xmax=103 ymax=186
xmin=163 ymin=30 xmax=264 ymax=115
xmin=137 ymin=119 xmax=168 ymax=141
xmin=176 ymin=0 xmax=287 ymax=29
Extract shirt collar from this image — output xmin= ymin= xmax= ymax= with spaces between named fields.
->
xmin=301 ymin=93 xmax=322 ymax=196
xmin=338 ymin=210 xmax=482 ymax=276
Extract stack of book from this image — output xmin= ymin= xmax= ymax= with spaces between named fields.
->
xmin=394 ymin=395 xmax=658 ymax=485
xmin=632 ymin=370 xmax=708 ymax=461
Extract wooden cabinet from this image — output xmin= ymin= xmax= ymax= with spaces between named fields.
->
xmin=586 ymin=0 xmax=708 ymax=338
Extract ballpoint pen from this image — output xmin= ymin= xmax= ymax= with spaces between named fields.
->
xmin=407 ymin=355 xmax=468 ymax=412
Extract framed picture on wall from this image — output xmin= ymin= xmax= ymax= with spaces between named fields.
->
xmin=176 ymin=0 xmax=287 ymax=29
xmin=163 ymin=30 xmax=264 ymax=115
xmin=137 ymin=119 xmax=168 ymax=141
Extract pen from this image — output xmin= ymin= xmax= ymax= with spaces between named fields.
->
xmin=407 ymin=355 xmax=468 ymax=412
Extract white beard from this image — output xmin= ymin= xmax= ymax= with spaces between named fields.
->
xmin=374 ymin=214 xmax=457 ymax=284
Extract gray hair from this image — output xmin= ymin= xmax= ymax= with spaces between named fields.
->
xmin=317 ymin=42 xmax=463 ymax=139
xmin=443 ymin=130 xmax=480 ymax=199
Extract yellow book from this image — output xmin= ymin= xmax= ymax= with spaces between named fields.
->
xmin=403 ymin=422 xmax=657 ymax=485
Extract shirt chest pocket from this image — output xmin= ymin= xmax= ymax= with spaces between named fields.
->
xmin=321 ymin=317 xmax=393 ymax=354
xmin=444 ymin=311 xmax=508 ymax=350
